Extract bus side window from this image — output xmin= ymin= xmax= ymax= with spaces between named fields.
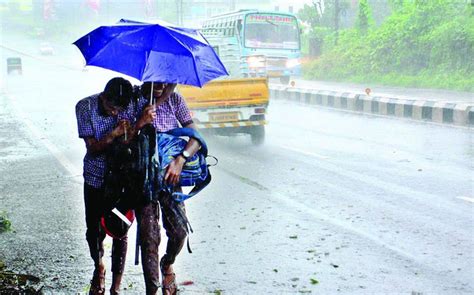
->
xmin=235 ymin=19 xmax=243 ymax=44
xmin=236 ymin=19 xmax=242 ymax=35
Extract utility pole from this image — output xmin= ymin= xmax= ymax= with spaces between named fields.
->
xmin=175 ymin=0 xmax=183 ymax=25
xmin=334 ymin=0 xmax=339 ymax=45
xmin=107 ymin=0 xmax=110 ymax=24
xmin=180 ymin=0 xmax=183 ymax=25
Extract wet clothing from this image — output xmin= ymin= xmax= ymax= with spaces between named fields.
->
xmin=152 ymin=93 xmax=193 ymax=132
xmin=136 ymin=192 xmax=188 ymax=293
xmin=76 ymin=93 xmax=145 ymax=277
xmin=84 ymin=183 xmax=128 ymax=274
xmin=76 ymin=91 xmax=193 ymax=293
xmin=137 ymin=91 xmax=193 ymax=294
xmin=75 ymin=94 xmax=146 ymax=188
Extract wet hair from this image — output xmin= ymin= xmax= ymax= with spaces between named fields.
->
xmin=103 ymin=77 xmax=133 ymax=109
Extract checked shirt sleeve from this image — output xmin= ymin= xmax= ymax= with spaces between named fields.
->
xmin=136 ymin=96 xmax=149 ymax=118
xmin=173 ymin=93 xmax=193 ymax=127
xmin=76 ymin=97 xmax=94 ymax=139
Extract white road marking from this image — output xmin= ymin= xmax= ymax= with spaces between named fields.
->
xmin=7 ymin=95 xmax=82 ymax=176
xmin=456 ymin=196 xmax=474 ymax=203
xmin=280 ymin=144 xmax=329 ymax=159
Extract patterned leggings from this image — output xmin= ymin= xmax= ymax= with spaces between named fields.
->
xmin=136 ymin=191 xmax=188 ymax=294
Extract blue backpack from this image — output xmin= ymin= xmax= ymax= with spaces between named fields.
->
xmin=130 ymin=127 xmax=213 ymax=262
xmin=153 ymin=128 xmax=215 ymax=202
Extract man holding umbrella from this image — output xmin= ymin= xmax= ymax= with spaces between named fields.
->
xmin=137 ymin=81 xmax=201 ymax=295
xmin=75 ymin=77 xmax=156 ymax=295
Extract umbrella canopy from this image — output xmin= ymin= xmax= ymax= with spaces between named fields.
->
xmin=73 ymin=19 xmax=228 ymax=87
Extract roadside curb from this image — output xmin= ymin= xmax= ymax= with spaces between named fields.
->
xmin=269 ymin=85 xmax=474 ymax=127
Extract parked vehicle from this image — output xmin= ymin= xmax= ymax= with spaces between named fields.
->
xmin=6 ymin=57 xmax=22 ymax=75
xmin=39 ymin=42 xmax=54 ymax=55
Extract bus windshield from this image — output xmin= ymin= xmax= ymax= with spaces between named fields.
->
xmin=244 ymin=14 xmax=299 ymax=50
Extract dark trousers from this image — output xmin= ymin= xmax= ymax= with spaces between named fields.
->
xmin=84 ymin=183 xmax=128 ymax=274
xmin=136 ymin=191 xmax=188 ymax=294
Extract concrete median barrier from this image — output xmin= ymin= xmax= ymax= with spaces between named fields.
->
xmin=270 ymin=86 xmax=473 ymax=127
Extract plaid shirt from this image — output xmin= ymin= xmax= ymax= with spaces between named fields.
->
xmin=152 ymin=92 xmax=193 ymax=132
xmin=75 ymin=94 xmax=147 ymax=188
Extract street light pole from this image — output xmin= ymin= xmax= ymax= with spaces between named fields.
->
xmin=176 ymin=0 xmax=183 ymax=25
xmin=181 ymin=0 xmax=184 ymax=25
xmin=334 ymin=0 xmax=339 ymax=45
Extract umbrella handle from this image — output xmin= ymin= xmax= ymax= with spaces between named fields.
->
xmin=149 ymin=82 xmax=154 ymax=105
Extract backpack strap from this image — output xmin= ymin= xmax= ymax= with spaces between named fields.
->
xmin=171 ymin=172 xmax=212 ymax=202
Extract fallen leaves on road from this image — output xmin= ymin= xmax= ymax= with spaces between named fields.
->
xmin=0 ymin=211 xmax=12 ymax=233
xmin=0 ymin=271 xmax=43 ymax=293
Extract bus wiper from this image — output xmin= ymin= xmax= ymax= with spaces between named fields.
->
xmin=265 ymin=19 xmax=277 ymax=27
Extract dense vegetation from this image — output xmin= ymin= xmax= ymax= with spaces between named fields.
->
xmin=299 ymin=0 xmax=474 ymax=92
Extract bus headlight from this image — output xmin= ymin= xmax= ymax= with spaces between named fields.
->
xmin=286 ymin=58 xmax=300 ymax=68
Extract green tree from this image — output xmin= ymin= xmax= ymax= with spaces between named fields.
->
xmin=302 ymin=0 xmax=474 ymax=91
xmin=298 ymin=3 xmax=322 ymax=27
xmin=356 ymin=0 xmax=374 ymax=34
xmin=297 ymin=0 xmax=351 ymax=55
xmin=388 ymin=0 xmax=405 ymax=11
xmin=298 ymin=0 xmax=351 ymax=30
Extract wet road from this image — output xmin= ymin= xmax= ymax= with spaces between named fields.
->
xmin=0 ymin=44 xmax=473 ymax=294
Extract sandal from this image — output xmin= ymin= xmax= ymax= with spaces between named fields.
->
xmin=89 ymin=266 xmax=106 ymax=295
xmin=160 ymin=263 xmax=177 ymax=295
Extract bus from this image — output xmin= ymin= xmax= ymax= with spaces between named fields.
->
xmin=201 ymin=9 xmax=301 ymax=84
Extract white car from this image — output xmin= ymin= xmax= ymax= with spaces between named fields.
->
xmin=39 ymin=42 xmax=54 ymax=55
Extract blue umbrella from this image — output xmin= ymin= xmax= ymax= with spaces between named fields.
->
xmin=73 ymin=19 xmax=228 ymax=87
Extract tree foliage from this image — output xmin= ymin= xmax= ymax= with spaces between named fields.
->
xmin=302 ymin=0 xmax=474 ymax=91
xmin=356 ymin=0 xmax=374 ymax=34
xmin=298 ymin=1 xmax=351 ymax=29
